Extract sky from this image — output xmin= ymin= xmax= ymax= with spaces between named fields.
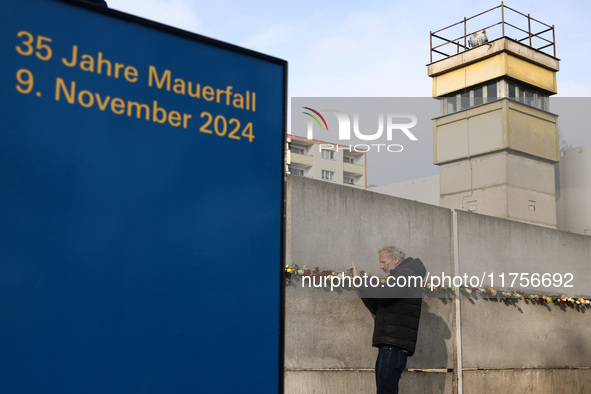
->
xmin=109 ymin=0 xmax=591 ymax=185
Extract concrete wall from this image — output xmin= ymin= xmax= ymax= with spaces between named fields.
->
xmin=456 ymin=210 xmax=590 ymax=296
xmin=287 ymin=175 xmax=454 ymax=277
xmin=439 ymin=151 xmax=558 ymax=227
xmin=285 ymin=175 xmax=591 ymax=393
xmin=556 ymin=144 xmax=591 ymax=236
xmin=433 ymin=98 xmax=559 ymax=228
xmin=369 ymin=175 xmax=440 ymax=206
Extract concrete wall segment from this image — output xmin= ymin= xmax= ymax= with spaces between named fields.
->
xmin=506 ymin=154 xmax=556 ymax=195
xmin=556 ymin=144 xmax=591 ymax=235
xmin=506 ymin=186 xmax=557 ymax=227
xmin=455 ymin=210 xmax=590 ymax=297
xmin=440 ymin=185 xmax=510 ymax=218
xmin=506 ymin=103 xmax=559 ymax=162
xmin=462 ymin=369 xmax=590 ymax=394
xmin=460 ymin=297 xmax=591 ymax=369
xmin=285 ymin=369 xmax=454 ymax=394
xmin=434 ymin=100 xmax=559 ymax=165
xmin=288 ymin=175 xmax=454 ymax=278
xmin=284 ymin=292 xmax=455 ymax=370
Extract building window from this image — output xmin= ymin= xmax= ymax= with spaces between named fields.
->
xmin=460 ymin=91 xmax=470 ymax=110
xmin=289 ymin=167 xmax=304 ymax=176
xmin=506 ymin=80 xmax=548 ymax=110
xmin=486 ymin=81 xmax=498 ymax=102
xmin=536 ymin=95 xmax=546 ymax=110
xmin=524 ymin=89 xmax=535 ymax=107
xmin=508 ymin=82 xmax=517 ymax=100
xmin=446 ymin=94 xmax=457 ymax=113
xmin=344 ymin=177 xmax=355 ymax=185
xmin=343 ymin=156 xmax=355 ymax=164
xmin=290 ymin=146 xmax=306 ymax=155
xmin=321 ymin=170 xmax=335 ymax=181
xmin=473 ymin=86 xmax=484 ymax=106
xmin=321 ymin=149 xmax=335 ymax=160
xmin=441 ymin=80 xmax=548 ymax=115
xmin=536 ymin=93 xmax=549 ymax=111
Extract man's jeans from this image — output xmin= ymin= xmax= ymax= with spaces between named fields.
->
xmin=375 ymin=345 xmax=408 ymax=394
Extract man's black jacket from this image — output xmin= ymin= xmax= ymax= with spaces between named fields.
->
xmin=359 ymin=257 xmax=426 ymax=355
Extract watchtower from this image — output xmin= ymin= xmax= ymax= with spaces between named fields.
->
xmin=428 ymin=3 xmax=559 ymax=228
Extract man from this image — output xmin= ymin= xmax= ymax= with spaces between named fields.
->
xmin=351 ymin=246 xmax=426 ymax=394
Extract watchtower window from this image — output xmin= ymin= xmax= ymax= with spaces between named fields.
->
xmin=440 ymin=80 xmax=549 ymax=114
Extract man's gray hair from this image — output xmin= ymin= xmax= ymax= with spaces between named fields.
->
xmin=378 ymin=246 xmax=405 ymax=262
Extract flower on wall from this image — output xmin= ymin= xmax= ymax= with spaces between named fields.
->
xmin=285 ymin=264 xmax=591 ymax=309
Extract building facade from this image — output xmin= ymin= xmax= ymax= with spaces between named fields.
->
xmin=286 ymin=134 xmax=367 ymax=189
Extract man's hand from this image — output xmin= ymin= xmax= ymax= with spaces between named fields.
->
xmin=350 ymin=263 xmax=361 ymax=277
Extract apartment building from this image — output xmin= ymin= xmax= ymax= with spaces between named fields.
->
xmin=286 ymin=134 xmax=367 ymax=188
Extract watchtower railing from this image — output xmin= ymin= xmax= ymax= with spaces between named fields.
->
xmin=429 ymin=2 xmax=556 ymax=63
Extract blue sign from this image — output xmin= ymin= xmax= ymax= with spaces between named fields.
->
xmin=0 ymin=1 xmax=286 ymax=393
